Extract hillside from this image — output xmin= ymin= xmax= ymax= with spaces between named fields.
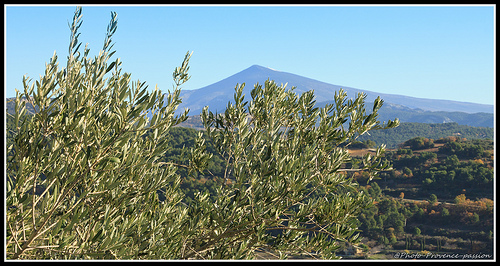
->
xmin=356 ymin=122 xmax=493 ymax=148
xmin=5 ymin=115 xmax=494 ymax=259
xmin=161 ymin=127 xmax=494 ymax=259
xmin=349 ymin=136 xmax=494 ymax=259
xmin=159 ymin=128 xmax=494 ymax=259
xmin=375 ymin=103 xmax=493 ymax=128
xmin=175 ymin=115 xmax=493 ymax=149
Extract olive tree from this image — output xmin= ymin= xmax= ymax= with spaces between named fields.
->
xmin=6 ymin=7 xmax=399 ymax=260
xmin=6 ymin=7 xmax=200 ymax=259
xmin=194 ymin=81 xmax=399 ymax=259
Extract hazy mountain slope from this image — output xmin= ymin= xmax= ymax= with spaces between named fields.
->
xmin=317 ymin=100 xmax=494 ymax=128
xmin=5 ymin=65 xmax=494 ymax=128
xmin=178 ymin=65 xmax=493 ymax=115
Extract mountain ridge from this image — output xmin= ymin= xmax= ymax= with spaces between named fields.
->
xmin=5 ymin=65 xmax=494 ymax=128
xmin=177 ymin=64 xmax=493 ymax=115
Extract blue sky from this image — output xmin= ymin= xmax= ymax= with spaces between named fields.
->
xmin=5 ymin=4 xmax=495 ymax=105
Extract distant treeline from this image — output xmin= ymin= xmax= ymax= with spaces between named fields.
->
xmin=357 ymin=122 xmax=493 ymax=149
xmin=177 ymin=115 xmax=494 ymax=149
xmin=375 ymin=106 xmax=494 ymax=128
xmin=7 ymin=110 xmax=493 ymax=151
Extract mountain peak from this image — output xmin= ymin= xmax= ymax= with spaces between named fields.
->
xmin=177 ymin=65 xmax=493 ymax=116
xmin=248 ymin=64 xmax=280 ymax=72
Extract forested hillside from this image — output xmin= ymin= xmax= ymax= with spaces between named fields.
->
xmin=176 ymin=114 xmax=493 ymax=149
xmin=158 ymin=128 xmax=494 ymax=258
xmin=6 ymin=117 xmax=494 ymax=259
xmin=6 ymin=118 xmax=493 ymax=203
xmin=350 ymin=136 xmax=494 ymax=259
xmin=357 ymin=122 xmax=493 ymax=148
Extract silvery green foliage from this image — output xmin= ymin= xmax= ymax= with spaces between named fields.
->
xmin=198 ymin=81 xmax=399 ymax=259
xmin=6 ymin=6 xmax=399 ymax=260
xmin=6 ymin=7 xmax=193 ymax=259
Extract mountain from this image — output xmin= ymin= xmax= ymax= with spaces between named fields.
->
xmin=5 ymin=65 xmax=494 ymax=128
xmin=178 ymin=65 xmax=494 ymax=115
xmin=174 ymin=65 xmax=493 ymax=128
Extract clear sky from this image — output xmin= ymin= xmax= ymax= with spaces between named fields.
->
xmin=5 ymin=4 xmax=495 ymax=105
